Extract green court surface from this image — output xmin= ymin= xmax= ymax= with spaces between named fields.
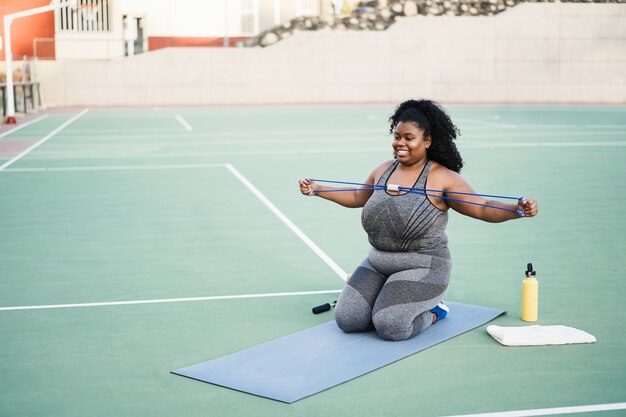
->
xmin=0 ymin=105 xmax=625 ymax=417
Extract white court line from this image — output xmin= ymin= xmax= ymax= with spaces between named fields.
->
xmin=456 ymin=118 xmax=518 ymax=129
xmin=463 ymin=131 xmax=626 ymax=139
xmin=4 ymin=163 xmax=226 ymax=172
xmin=463 ymin=141 xmax=626 ymax=148
xmin=7 ymin=139 xmax=626 ymax=163
xmin=47 ymin=127 xmax=382 ymax=137
xmin=3 ymin=161 xmax=349 ymax=280
xmin=226 ymin=163 xmax=349 ymax=281
xmin=26 ymin=130 xmax=626 ymax=145
xmin=0 ymin=162 xmax=347 ymax=311
xmin=443 ymin=402 xmax=626 ymax=417
xmin=50 ymin=124 xmax=626 ymax=137
xmin=175 ymin=115 xmax=193 ymax=131
xmin=586 ymin=124 xmax=626 ymax=129
xmin=0 ymin=109 xmax=89 ymax=172
xmin=0 ymin=114 xmax=50 ymax=139
xmin=0 ymin=290 xmax=341 ymax=312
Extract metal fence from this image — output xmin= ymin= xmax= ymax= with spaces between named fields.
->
xmin=241 ymin=0 xmax=321 ymax=35
xmin=56 ymin=0 xmax=111 ymax=32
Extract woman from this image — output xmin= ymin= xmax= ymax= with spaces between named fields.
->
xmin=299 ymin=99 xmax=538 ymax=341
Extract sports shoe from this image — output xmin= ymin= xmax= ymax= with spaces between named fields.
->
xmin=431 ymin=302 xmax=449 ymax=322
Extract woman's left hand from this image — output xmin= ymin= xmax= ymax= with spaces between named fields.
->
xmin=518 ymin=197 xmax=538 ymax=217
xmin=299 ymin=178 xmax=316 ymax=196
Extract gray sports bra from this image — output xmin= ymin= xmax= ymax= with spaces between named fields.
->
xmin=361 ymin=160 xmax=449 ymax=252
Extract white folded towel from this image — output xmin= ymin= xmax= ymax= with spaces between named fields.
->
xmin=487 ymin=325 xmax=596 ymax=346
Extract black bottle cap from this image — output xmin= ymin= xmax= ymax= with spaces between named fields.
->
xmin=526 ymin=262 xmax=536 ymax=277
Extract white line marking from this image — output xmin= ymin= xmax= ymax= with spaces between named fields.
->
xmin=462 ymin=124 xmax=626 ymax=130
xmin=443 ymin=402 xmax=626 ymax=417
xmin=0 ymin=109 xmax=89 ymax=172
xmin=8 ymin=140 xmax=626 ymax=162
xmin=3 ymin=148 xmax=390 ymax=160
xmin=175 ymin=115 xmax=193 ymax=131
xmin=463 ymin=129 xmax=626 ymax=136
xmin=4 ymin=163 xmax=226 ymax=172
xmin=586 ymin=124 xmax=626 ymax=129
xmin=40 ymin=127 xmax=382 ymax=137
xmin=15 ymin=131 xmax=626 ymax=149
xmin=0 ymin=289 xmax=341 ymax=312
xmin=462 ymin=132 xmax=626 ymax=139
xmin=226 ymin=163 xmax=349 ymax=281
xmin=462 ymin=141 xmax=626 ymax=148
xmin=456 ymin=118 xmax=518 ymax=129
xmin=0 ymin=114 xmax=50 ymax=139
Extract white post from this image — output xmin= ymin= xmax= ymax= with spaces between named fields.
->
xmin=274 ymin=0 xmax=280 ymax=26
xmin=296 ymin=0 xmax=303 ymax=17
xmin=3 ymin=1 xmax=74 ymax=123
xmin=4 ymin=15 xmax=15 ymax=123
xmin=223 ymin=0 xmax=229 ymax=48
xmin=253 ymin=0 xmax=259 ymax=35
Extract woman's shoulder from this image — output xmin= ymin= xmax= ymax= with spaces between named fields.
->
xmin=376 ymin=159 xmax=396 ymax=171
xmin=429 ymin=161 xmax=451 ymax=173
xmin=374 ymin=159 xmax=396 ymax=174
xmin=428 ymin=161 xmax=465 ymax=190
xmin=429 ymin=161 xmax=463 ymax=183
xmin=368 ymin=160 xmax=396 ymax=183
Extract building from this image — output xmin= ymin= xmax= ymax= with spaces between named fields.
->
xmin=1 ymin=0 xmax=328 ymax=61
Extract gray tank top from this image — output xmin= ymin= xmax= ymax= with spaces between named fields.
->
xmin=361 ymin=160 xmax=448 ymax=252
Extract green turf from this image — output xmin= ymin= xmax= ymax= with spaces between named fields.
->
xmin=0 ymin=105 xmax=624 ymax=417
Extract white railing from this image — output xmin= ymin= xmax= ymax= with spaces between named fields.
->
xmin=242 ymin=0 xmax=320 ymax=35
xmin=56 ymin=0 xmax=111 ymax=32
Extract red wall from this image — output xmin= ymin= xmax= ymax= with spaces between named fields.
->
xmin=0 ymin=0 xmax=55 ymax=60
xmin=148 ymin=36 xmax=249 ymax=51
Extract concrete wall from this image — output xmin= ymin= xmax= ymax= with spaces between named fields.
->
xmin=34 ymin=3 xmax=626 ymax=106
xmin=55 ymin=34 xmax=126 ymax=61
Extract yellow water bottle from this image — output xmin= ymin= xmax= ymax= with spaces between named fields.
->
xmin=522 ymin=263 xmax=538 ymax=322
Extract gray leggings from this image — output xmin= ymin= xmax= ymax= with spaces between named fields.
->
xmin=334 ymin=247 xmax=451 ymax=341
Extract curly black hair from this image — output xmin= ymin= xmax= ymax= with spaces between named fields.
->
xmin=388 ymin=99 xmax=463 ymax=173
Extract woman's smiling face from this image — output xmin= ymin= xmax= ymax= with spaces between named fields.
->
xmin=392 ymin=121 xmax=431 ymax=165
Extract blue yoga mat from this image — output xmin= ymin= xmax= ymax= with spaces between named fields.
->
xmin=172 ymin=302 xmax=505 ymax=403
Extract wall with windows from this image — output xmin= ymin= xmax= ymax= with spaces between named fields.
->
xmin=120 ymin=0 xmax=249 ymax=52
xmin=54 ymin=0 xmax=122 ymax=60
xmin=126 ymin=0 xmax=323 ymax=52
xmin=1 ymin=0 xmax=324 ymax=61
xmin=55 ymin=0 xmax=324 ymax=59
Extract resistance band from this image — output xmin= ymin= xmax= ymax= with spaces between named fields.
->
xmin=304 ymin=177 xmax=525 ymax=217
